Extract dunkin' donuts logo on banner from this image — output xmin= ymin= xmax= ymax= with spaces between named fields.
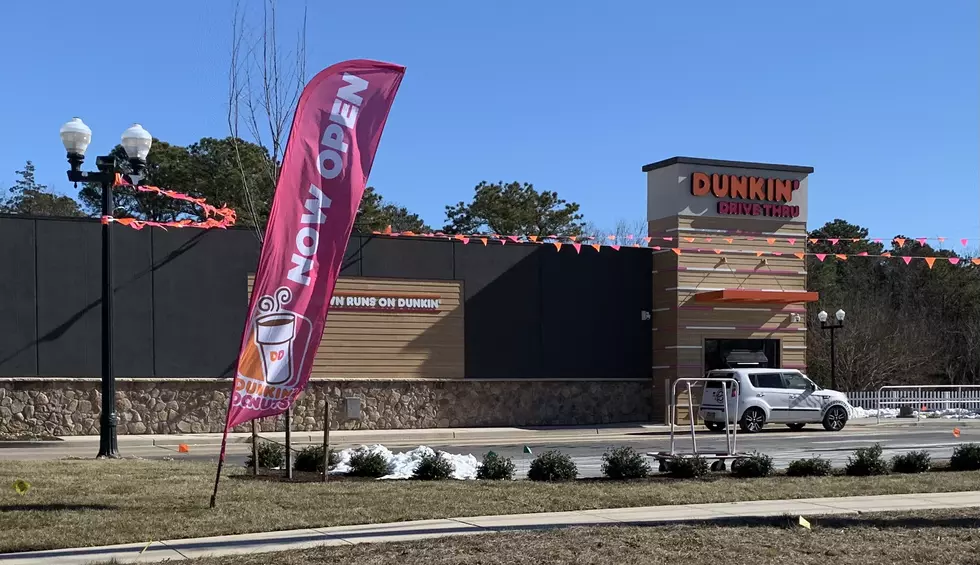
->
xmin=233 ymin=287 xmax=314 ymax=411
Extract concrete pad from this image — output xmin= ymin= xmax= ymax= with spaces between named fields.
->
xmin=691 ymin=500 xmax=838 ymax=517
xmin=167 ymin=527 xmax=343 ymax=559
xmin=458 ymin=511 xmax=619 ymax=529
xmin=0 ymin=541 xmax=183 ymax=565
xmin=318 ymin=519 xmax=482 ymax=544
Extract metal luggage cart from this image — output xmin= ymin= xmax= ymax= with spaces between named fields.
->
xmin=647 ymin=377 xmax=750 ymax=472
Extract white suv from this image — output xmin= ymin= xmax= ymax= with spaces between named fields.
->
xmin=698 ymin=369 xmax=853 ymax=433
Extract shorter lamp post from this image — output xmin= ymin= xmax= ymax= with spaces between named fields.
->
xmin=817 ymin=309 xmax=845 ymax=390
xmin=59 ymin=117 xmax=152 ymax=459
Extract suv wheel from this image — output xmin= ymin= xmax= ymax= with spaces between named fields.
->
xmin=705 ymin=421 xmax=726 ymax=433
xmin=739 ymin=407 xmax=766 ymax=433
xmin=822 ymin=405 xmax=848 ymax=431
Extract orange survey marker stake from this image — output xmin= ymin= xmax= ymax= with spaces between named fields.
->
xmin=953 ymin=428 xmax=961 ymax=438
xmin=178 ymin=444 xmax=190 ymax=453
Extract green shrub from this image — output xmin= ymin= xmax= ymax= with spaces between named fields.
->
xmin=891 ymin=450 xmax=931 ymax=474
xmin=950 ymin=443 xmax=980 ymax=471
xmin=347 ymin=448 xmax=393 ymax=478
xmin=601 ymin=446 xmax=651 ymax=479
xmin=527 ymin=450 xmax=578 ymax=482
xmin=244 ymin=441 xmax=284 ymax=469
xmin=412 ymin=451 xmax=455 ymax=480
xmin=845 ymin=444 xmax=889 ymax=476
xmin=293 ymin=445 xmax=339 ymax=473
xmin=476 ymin=451 xmax=516 ymax=480
xmin=730 ymin=452 xmax=775 ymax=478
xmin=667 ymin=455 xmax=709 ymax=479
xmin=786 ymin=457 xmax=833 ymax=477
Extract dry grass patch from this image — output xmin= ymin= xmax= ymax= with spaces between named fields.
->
xmin=105 ymin=510 xmax=980 ymax=565
xmin=2 ymin=459 xmax=979 ymax=553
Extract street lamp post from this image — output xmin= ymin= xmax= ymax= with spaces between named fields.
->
xmin=817 ymin=309 xmax=846 ymax=390
xmin=60 ymin=118 xmax=152 ymax=459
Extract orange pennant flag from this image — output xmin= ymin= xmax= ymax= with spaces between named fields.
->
xmin=882 ymin=252 xmax=892 ymax=257
xmin=480 ymin=237 xmax=488 ymax=246
xmin=766 ymin=238 xmax=776 ymax=245
xmin=401 ymin=231 xmax=415 ymax=236
xmin=177 ymin=444 xmax=190 ymax=453
xmin=568 ymin=235 xmax=577 ymax=242
xmin=529 ymin=235 xmax=539 ymax=242
xmin=671 ymin=248 xmax=682 ymax=255
xmin=383 ymin=225 xmax=393 ymax=234
xmin=591 ymin=244 xmax=601 ymax=252
xmin=794 ymin=252 xmax=805 ymax=260
xmin=643 ymin=237 xmax=652 ymax=243
xmin=684 ymin=237 xmax=695 ymax=243
xmin=714 ymin=249 xmax=723 ymax=254
xmin=973 ymin=259 xmax=980 ymax=266
xmin=953 ymin=427 xmax=961 ymax=438
xmin=755 ymin=251 xmax=764 ymax=257
xmin=836 ymin=254 xmax=847 ymax=261
xmin=724 ymin=238 xmax=733 ymax=244
xmin=809 ymin=238 xmax=818 ymax=245
xmin=924 ymin=257 xmax=936 ymax=268
xmin=607 ymin=235 xmax=616 ymax=240
xmin=895 ymin=238 xmax=906 ymax=247
xmin=551 ymin=242 xmax=561 ymax=252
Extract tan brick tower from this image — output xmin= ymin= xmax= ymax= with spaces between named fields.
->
xmin=643 ymin=157 xmax=816 ymax=423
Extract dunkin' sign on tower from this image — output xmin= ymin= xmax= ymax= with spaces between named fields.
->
xmin=222 ymin=60 xmax=405 ymax=430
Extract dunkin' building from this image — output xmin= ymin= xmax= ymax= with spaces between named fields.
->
xmin=0 ymin=156 xmax=813 ymax=435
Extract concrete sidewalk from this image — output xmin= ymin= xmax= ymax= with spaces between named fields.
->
xmin=1 ymin=424 xmax=671 ymax=449
xmin=3 ymin=491 xmax=979 ymax=565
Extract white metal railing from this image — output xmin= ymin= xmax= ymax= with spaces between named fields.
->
xmin=873 ymin=385 xmax=980 ymax=423
xmin=669 ymin=378 xmax=740 ymax=456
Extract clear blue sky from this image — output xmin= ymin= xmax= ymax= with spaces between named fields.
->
xmin=1 ymin=0 xmax=977 ymax=241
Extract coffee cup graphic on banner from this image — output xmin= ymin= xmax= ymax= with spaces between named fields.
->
xmin=255 ymin=312 xmax=296 ymax=385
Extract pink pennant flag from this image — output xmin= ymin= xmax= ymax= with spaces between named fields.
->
xmin=772 ymin=252 xmax=782 ymax=256
xmin=704 ymin=237 xmax=712 ymax=243
xmin=572 ymin=243 xmax=582 ymax=254
xmin=787 ymin=238 xmax=797 ymax=246
xmin=222 ymin=60 xmax=405 ymax=438
xmin=873 ymin=238 xmax=882 ymax=244
xmin=663 ymin=237 xmax=673 ymax=242
xmin=815 ymin=254 xmax=827 ymax=262
xmin=611 ymin=245 xmax=621 ymax=251
xmin=500 ymin=239 xmax=506 ymax=245
xmin=507 ymin=235 xmax=519 ymax=243
xmin=962 ymin=239 xmax=969 ymax=247
xmin=949 ymin=257 xmax=960 ymax=265
xmin=627 ymin=234 xmax=635 ymax=240
xmin=917 ymin=238 xmax=927 ymax=245
xmin=939 ymin=237 xmax=946 ymax=243
xmin=643 ymin=236 xmax=652 ymax=243
xmin=858 ymin=252 xmax=869 ymax=256
xmin=829 ymin=239 xmax=839 ymax=245
xmin=652 ymin=246 xmax=661 ymax=250
xmin=461 ymin=237 xmax=470 ymax=245
xmin=902 ymin=256 xmax=912 ymax=265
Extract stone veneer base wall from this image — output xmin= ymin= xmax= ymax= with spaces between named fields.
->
xmin=0 ymin=378 xmax=654 ymax=436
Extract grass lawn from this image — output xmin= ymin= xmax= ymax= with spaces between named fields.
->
xmin=95 ymin=510 xmax=980 ymax=565
xmin=2 ymin=459 xmax=980 ymax=553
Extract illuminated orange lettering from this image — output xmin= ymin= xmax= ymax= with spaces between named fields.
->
xmin=711 ymin=174 xmax=729 ymax=197
xmin=730 ymin=175 xmax=748 ymax=199
xmin=749 ymin=177 xmax=766 ymax=200
xmin=774 ymin=179 xmax=793 ymax=202
xmin=691 ymin=172 xmax=710 ymax=196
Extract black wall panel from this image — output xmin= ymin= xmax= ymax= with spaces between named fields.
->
xmin=0 ymin=218 xmax=38 ymax=375
xmin=112 ymin=227 xmax=154 ymax=376
xmin=455 ymin=244 xmax=542 ymax=378
xmin=360 ymin=236 xmax=455 ymax=280
xmin=35 ymin=220 xmax=101 ymax=376
xmin=152 ymin=229 xmax=260 ymax=377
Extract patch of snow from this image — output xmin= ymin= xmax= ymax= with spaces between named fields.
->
xmin=333 ymin=444 xmax=480 ymax=480
xmin=851 ymin=406 xmax=980 ymax=420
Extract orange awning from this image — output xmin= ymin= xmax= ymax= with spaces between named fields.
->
xmin=693 ymin=290 xmax=819 ymax=304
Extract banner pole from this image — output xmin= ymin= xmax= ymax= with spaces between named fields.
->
xmin=285 ymin=408 xmax=293 ymax=480
xmin=322 ymin=398 xmax=330 ymax=482
xmin=209 ymin=427 xmax=230 ymax=509
xmin=251 ymin=420 xmax=259 ymax=476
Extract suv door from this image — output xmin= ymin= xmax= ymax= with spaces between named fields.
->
xmin=749 ymin=372 xmax=791 ymax=422
xmin=784 ymin=372 xmax=822 ymax=422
